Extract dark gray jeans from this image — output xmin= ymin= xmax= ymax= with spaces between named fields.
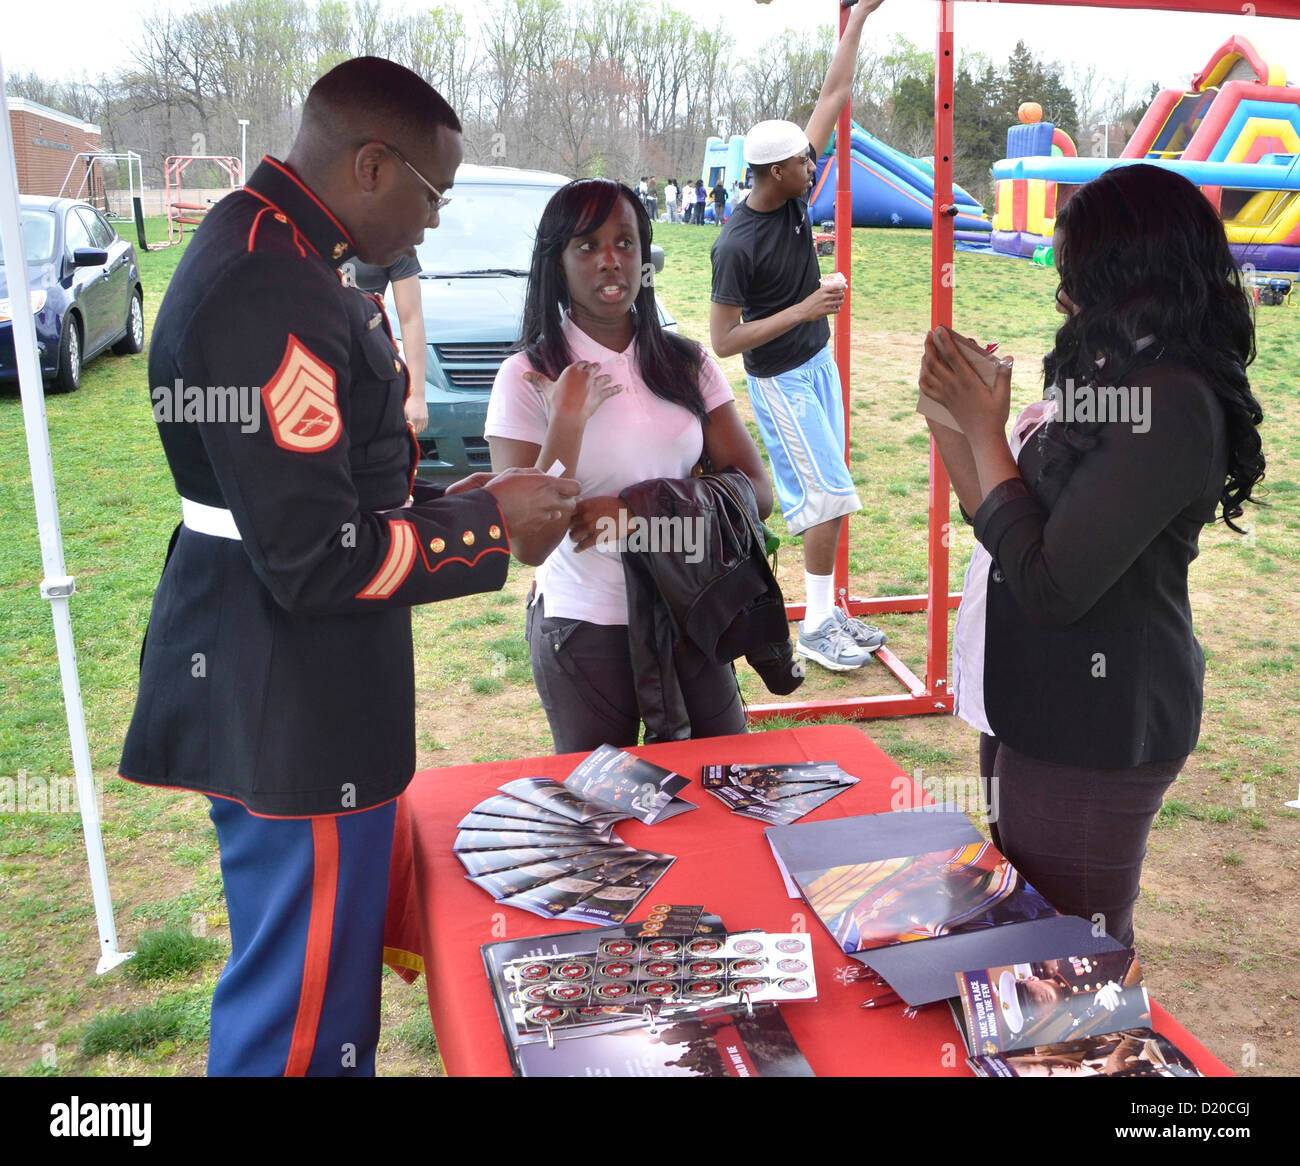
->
xmin=527 ymin=596 xmax=747 ymax=753
xmin=979 ymin=733 xmax=1185 ymax=949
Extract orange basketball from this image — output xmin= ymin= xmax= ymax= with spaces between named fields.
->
xmin=1018 ymin=102 xmax=1044 ymax=124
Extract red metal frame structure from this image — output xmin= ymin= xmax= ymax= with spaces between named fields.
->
xmin=163 ymin=154 xmax=242 ymax=247
xmin=749 ymin=0 xmax=1293 ymax=726
xmin=750 ymin=0 xmax=960 ymax=724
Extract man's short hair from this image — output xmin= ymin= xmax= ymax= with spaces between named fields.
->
xmin=300 ymin=56 xmax=461 ymax=153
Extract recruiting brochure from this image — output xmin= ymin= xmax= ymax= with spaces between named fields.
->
xmin=765 ymin=810 xmax=1126 ymax=1006
xmin=564 ymin=745 xmax=697 ymax=824
xmin=800 ymin=841 xmax=1058 ymax=953
xmin=701 ymin=761 xmax=858 ymax=826
xmin=954 ymin=948 xmax=1152 ymax=1053
xmin=967 ymin=1028 xmax=1202 ymax=1078
xmin=516 ymin=1001 xmax=815 ymax=1078
xmin=454 ymin=747 xmax=699 ymax=922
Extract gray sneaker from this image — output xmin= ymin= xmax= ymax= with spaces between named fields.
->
xmin=833 ymin=608 xmax=886 ymax=651
xmin=796 ymin=617 xmax=874 ymax=671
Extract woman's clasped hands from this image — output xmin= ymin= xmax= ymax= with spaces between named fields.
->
xmin=918 ymin=325 xmax=1015 ymax=440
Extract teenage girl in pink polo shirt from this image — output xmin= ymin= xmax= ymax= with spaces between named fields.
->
xmin=486 ymin=179 xmax=773 ymax=751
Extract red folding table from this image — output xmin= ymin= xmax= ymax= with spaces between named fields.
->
xmin=383 ymin=724 xmax=1229 ymax=1077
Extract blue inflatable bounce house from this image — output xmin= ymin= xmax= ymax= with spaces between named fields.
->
xmin=699 ymin=121 xmax=990 ymax=231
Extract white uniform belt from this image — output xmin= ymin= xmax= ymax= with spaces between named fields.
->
xmin=181 ymin=497 xmax=241 ymax=540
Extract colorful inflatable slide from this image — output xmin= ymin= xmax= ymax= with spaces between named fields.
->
xmin=699 ymin=122 xmax=991 ymax=232
xmin=992 ymin=36 xmax=1300 ymax=272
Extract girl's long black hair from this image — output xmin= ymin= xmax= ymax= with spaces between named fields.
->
xmin=518 ymin=179 xmax=707 ymax=422
xmin=1042 ymin=162 xmax=1265 ymax=530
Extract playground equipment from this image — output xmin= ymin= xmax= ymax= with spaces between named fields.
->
xmin=162 ymin=154 xmax=242 ymax=247
xmin=992 ymin=35 xmax=1300 ymax=272
xmin=57 ymin=150 xmax=147 ymax=249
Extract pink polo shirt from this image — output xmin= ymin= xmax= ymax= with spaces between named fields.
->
xmin=485 ymin=313 xmax=735 ymax=625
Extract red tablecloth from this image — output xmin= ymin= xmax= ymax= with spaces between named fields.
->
xmin=383 ymin=724 xmax=1230 ymax=1077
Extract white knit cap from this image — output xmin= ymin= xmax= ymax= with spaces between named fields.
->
xmin=743 ymin=120 xmax=811 ymax=165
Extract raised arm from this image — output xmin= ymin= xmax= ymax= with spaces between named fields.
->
xmin=804 ymin=0 xmax=887 ymax=158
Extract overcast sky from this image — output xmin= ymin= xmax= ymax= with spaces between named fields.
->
xmin=4 ymin=0 xmax=1300 ymax=111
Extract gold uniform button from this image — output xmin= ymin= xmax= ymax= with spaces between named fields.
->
xmin=489 ymin=525 xmax=502 ymax=540
xmin=462 ymin=530 xmax=475 ymax=546
xmin=274 ymin=213 xmax=288 ymax=223
xmin=332 ymin=241 xmax=346 ymax=259
xmin=430 ymin=537 xmax=445 ymax=553
xmin=394 ymin=359 xmax=402 ymax=373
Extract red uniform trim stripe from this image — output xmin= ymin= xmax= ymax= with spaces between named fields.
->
xmin=357 ymin=519 xmax=418 ymax=599
xmin=248 ymin=205 xmax=272 ymax=253
xmin=283 ymin=816 xmax=339 ymax=1076
xmin=412 ymin=542 xmax=510 ymax=575
xmin=262 ymin=156 xmax=357 ymax=247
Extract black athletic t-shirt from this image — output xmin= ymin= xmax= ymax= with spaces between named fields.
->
xmin=710 ymin=197 xmax=828 ymax=378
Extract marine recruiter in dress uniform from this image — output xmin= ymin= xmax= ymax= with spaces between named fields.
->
xmin=119 ymin=57 xmax=578 ymax=1076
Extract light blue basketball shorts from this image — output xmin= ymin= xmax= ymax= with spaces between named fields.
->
xmin=746 ymin=346 xmax=862 ymax=536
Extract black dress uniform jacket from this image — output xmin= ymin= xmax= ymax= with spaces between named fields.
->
xmin=120 ymin=157 xmax=510 ymax=816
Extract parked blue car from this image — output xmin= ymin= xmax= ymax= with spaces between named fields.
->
xmin=387 ymin=165 xmax=674 ymax=482
xmin=0 ymin=196 xmax=144 ymax=393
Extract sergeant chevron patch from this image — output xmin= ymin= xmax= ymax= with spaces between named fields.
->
xmin=357 ymin=519 xmax=418 ymax=599
xmin=262 ymin=334 xmax=341 ymax=452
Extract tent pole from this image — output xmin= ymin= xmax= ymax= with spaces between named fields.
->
xmin=0 ymin=57 xmax=129 ymax=975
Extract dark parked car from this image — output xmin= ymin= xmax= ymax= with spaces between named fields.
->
xmin=386 ymin=165 xmax=674 ymax=482
xmin=0 ymin=196 xmax=144 ymax=392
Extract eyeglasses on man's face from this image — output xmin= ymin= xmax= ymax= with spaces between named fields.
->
xmin=384 ymin=144 xmax=452 ymax=211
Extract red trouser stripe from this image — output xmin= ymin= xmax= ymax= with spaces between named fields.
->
xmin=284 ymin=816 xmax=339 ymax=1076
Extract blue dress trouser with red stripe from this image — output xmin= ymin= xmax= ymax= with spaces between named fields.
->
xmin=206 ymin=795 xmax=397 ymax=1076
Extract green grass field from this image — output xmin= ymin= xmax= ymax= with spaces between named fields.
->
xmin=1 ymin=214 xmax=1296 ymax=1076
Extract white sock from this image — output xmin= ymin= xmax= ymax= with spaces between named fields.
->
xmin=804 ymin=572 xmax=835 ymax=630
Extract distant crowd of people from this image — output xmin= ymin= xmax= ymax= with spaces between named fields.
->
xmin=638 ymin=174 xmax=751 ymax=224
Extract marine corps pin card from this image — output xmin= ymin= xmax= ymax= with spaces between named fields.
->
xmin=497 ymin=928 xmax=819 ymax=1047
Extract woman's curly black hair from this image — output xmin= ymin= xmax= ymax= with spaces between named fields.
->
xmin=1041 ymin=163 xmax=1265 ymax=530
xmin=517 ymin=178 xmax=707 ymax=422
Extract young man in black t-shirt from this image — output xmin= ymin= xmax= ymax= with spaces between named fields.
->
xmin=710 ymin=0 xmax=887 ymax=672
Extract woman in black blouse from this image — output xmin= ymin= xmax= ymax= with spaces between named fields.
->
xmin=919 ymin=163 xmax=1265 ymax=948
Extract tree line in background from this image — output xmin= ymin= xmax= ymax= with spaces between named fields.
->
xmin=9 ymin=0 xmax=1159 ymax=210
